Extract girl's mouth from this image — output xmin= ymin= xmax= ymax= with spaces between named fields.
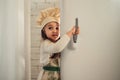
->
xmin=52 ymin=34 xmax=58 ymax=37
xmin=52 ymin=34 xmax=59 ymax=38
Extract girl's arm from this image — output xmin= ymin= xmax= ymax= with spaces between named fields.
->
xmin=43 ymin=34 xmax=70 ymax=53
xmin=42 ymin=27 xmax=80 ymax=53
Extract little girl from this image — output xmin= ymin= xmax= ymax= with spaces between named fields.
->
xmin=37 ymin=7 xmax=79 ymax=80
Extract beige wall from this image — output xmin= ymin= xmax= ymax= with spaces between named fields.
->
xmin=0 ymin=0 xmax=25 ymax=80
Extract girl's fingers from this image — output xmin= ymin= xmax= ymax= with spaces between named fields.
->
xmin=75 ymin=27 xmax=80 ymax=34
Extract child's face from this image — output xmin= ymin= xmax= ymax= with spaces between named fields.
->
xmin=44 ymin=22 xmax=60 ymax=42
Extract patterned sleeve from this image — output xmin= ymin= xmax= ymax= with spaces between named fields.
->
xmin=43 ymin=34 xmax=70 ymax=53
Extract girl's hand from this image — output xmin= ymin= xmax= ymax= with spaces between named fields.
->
xmin=67 ymin=26 xmax=80 ymax=37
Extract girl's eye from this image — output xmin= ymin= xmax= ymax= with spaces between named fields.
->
xmin=48 ymin=27 xmax=53 ymax=30
xmin=56 ymin=27 xmax=59 ymax=30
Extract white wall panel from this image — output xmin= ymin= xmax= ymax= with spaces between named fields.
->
xmin=61 ymin=0 xmax=120 ymax=80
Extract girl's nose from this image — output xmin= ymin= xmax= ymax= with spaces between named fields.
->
xmin=53 ymin=29 xmax=57 ymax=32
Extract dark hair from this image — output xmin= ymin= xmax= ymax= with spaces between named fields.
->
xmin=41 ymin=29 xmax=48 ymax=40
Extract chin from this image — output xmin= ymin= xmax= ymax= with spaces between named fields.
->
xmin=53 ymin=38 xmax=60 ymax=42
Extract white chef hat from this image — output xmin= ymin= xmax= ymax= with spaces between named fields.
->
xmin=37 ymin=7 xmax=60 ymax=29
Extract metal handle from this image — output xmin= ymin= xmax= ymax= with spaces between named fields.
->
xmin=73 ymin=18 xmax=78 ymax=43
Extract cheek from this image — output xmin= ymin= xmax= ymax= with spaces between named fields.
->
xmin=45 ymin=30 xmax=51 ymax=36
xmin=58 ymin=30 xmax=60 ymax=34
